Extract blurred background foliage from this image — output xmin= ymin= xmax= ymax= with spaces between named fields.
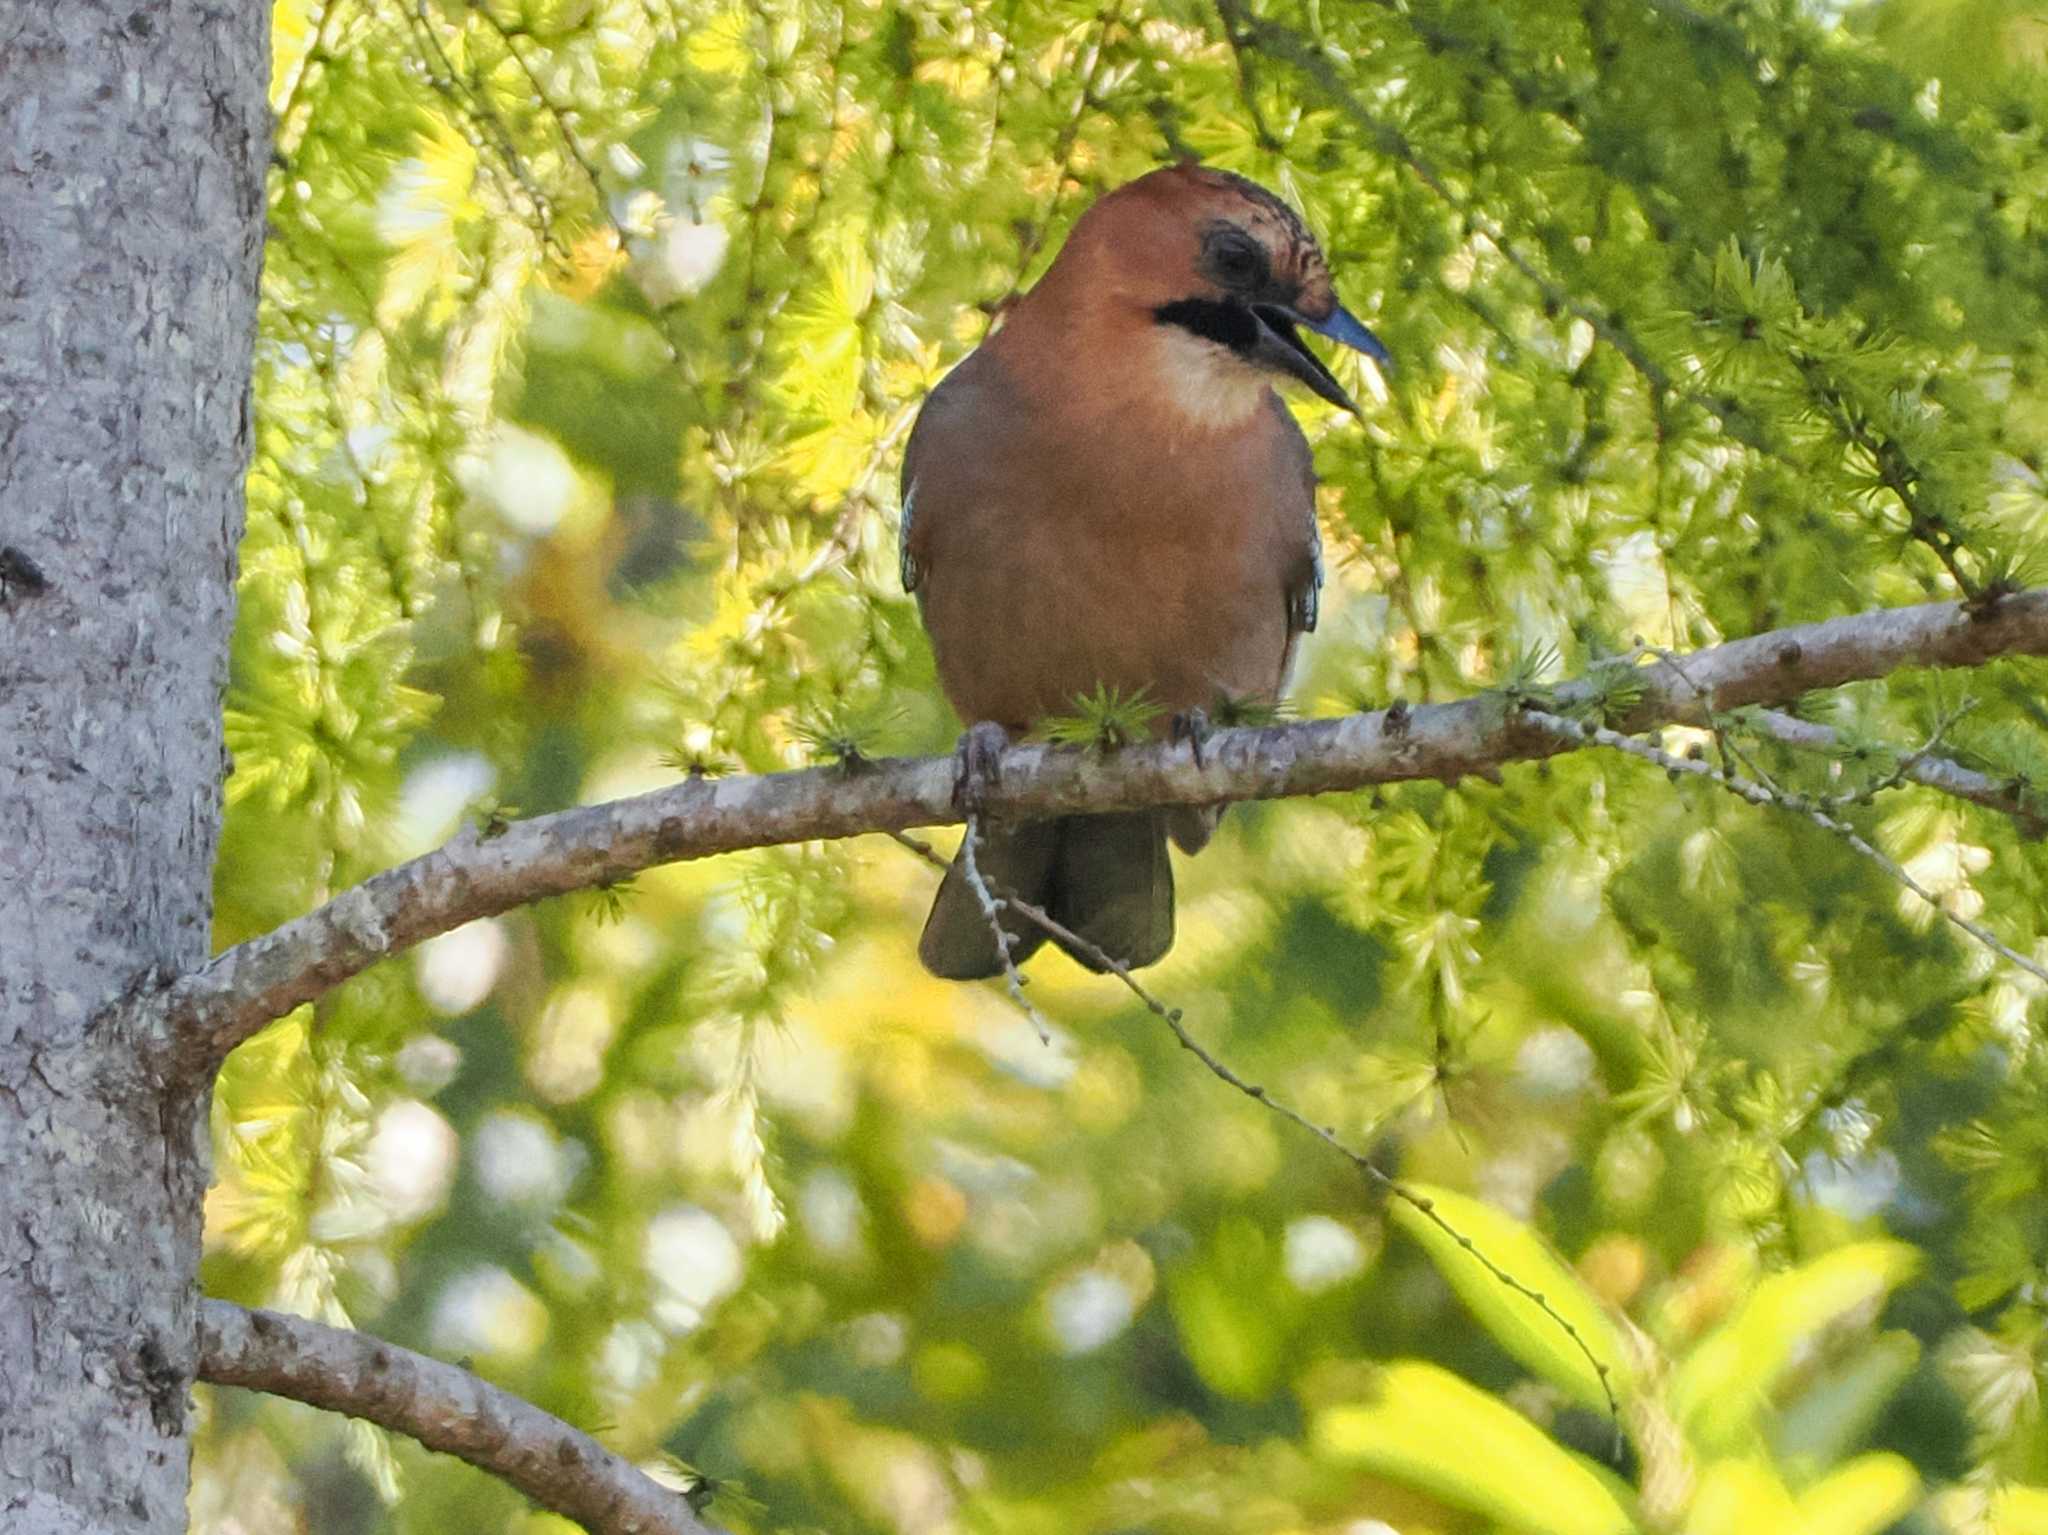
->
xmin=195 ymin=0 xmax=2048 ymax=1530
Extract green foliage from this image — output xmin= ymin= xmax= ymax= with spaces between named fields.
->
xmin=1375 ymin=1201 xmax=1929 ymax=1534
xmin=1312 ymin=1361 xmax=1636 ymax=1535
xmin=1389 ymin=1182 xmax=1632 ymax=1411
xmin=1209 ymin=691 xmax=1296 ymax=728
xmin=200 ymin=0 xmax=2048 ymax=1531
xmin=1039 ymin=684 xmax=1168 ymax=752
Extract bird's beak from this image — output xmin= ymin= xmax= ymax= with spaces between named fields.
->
xmin=1248 ymin=301 xmax=1389 ymax=416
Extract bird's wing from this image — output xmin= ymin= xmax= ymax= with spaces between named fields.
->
xmin=899 ymin=353 xmax=994 ymax=599
xmin=899 ymin=475 xmax=923 ymax=595
xmin=898 ymin=393 xmax=935 ymax=598
xmin=1273 ymin=396 xmax=1323 ymax=639
xmin=1289 ymin=508 xmax=1323 ymax=635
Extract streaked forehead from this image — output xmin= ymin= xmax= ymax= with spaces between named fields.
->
xmin=1186 ymin=168 xmax=1326 ymax=278
xmin=1197 ymin=169 xmax=1314 ymax=248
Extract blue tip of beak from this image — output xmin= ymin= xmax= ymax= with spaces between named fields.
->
xmin=1303 ymin=303 xmax=1391 ymax=372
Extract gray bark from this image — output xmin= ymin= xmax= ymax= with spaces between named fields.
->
xmin=0 ymin=5 xmax=266 ymax=1531
xmin=1 ymin=5 xmax=2046 ymax=1530
xmin=198 ymin=1304 xmax=719 ymax=1535
xmin=159 ymin=586 xmax=2048 ymax=1074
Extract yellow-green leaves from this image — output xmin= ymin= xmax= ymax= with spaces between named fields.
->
xmin=1365 ymin=1197 xmax=1926 ymax=1533
xmin=1390 ymin=1182 xmax=1634 ymax=1411
xmin=376 ymin=116 xmax=487 ymax=330
xmin=1794 ymin=1454 xmax=1922 ymax=1535
xmin=1933 ymin=1484 xmax=2048 ymax=1535
xmin=1671 ymin=1242 xmax=1920 ymax=1455
xmin=1687 ymin=1453 xmax=1919 ymax=1535
xmin=225 ymin=0 xmax=2048 ymax=1528
xmin=1167 ymin=1218 xmax=1294 ymax=1400
xmin=1040 ymin=685 xmax=1167 ymax=752
xmin=1313 ymin=1362 xmax=1637 ymax=1535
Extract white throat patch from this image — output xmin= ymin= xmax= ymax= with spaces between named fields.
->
xmin=1154 ymin=325 xmax=1271 ymax=429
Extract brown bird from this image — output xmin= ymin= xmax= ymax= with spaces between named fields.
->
xmin=901 ymin=164 xmax=1386 ymax=979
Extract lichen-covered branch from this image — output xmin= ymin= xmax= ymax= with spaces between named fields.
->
xmin=152 ymin=589 xmax=2048 ymax=1076
xmin=196 ymin=1302 xmax=717 ymax=1535
xmin=1527 ymin=710 xmax=2048 ymax=987
xmin=1746 ymin=707 xmax=2048 ymax=839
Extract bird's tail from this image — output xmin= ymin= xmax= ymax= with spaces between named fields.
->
xmin=917 ymin=812 xmax=1174 ymax=980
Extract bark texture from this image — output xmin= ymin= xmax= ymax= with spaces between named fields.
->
xmin=198 ymin=1304 xmax=719 ymax=1535
xmin=160 ymin=587 xmax=2048 ymax=1073
xmin=0 ymin=6 xmax=266 ymax=1530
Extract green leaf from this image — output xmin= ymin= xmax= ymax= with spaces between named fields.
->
xmin=1686 ymin=1457 xmax=1798 ymax=1535
xmin=1038 ymin=683 xmax=1165 ymax=751
xmin=1670 ymin=1242 xmax=1921 ymax=1455
xmin=1166 ymin=1218 xmax=1293 ymax=1400
xmin=1311 ymin=1361 xmax=1637 ymax=1535
xmin=1388 ymin=1182 xmax=1633 ymax=1411
xmin=1793 ymin=1454 xmax=1921 ymax=1535
xmin=1773 ymin=1332 xmax=1922 ymax=1474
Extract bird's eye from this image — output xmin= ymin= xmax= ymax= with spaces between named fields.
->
xmin=1209 ymin=232 xmax=1264 ymax=287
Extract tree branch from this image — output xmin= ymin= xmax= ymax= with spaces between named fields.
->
xmin=1746 ymin=706 xmax=2048 ymax=839
xmin=150 ymin=589 xmax=2048 ymax=1076
xmin=1526 ymin=711 xmax=2048 ymax=987
xmin=196 ymin=1301 xmax=718 ymax=1535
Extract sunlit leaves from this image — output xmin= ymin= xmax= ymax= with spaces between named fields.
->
xmin=1311 ymin=1362 xmax=1636 ymax=1535
xmin=202 ymin=0 xmax=2048 ymax=1528
xmin=1670 ymin=1242 xmax=1921 ymax=1456
xmin=1166 ymin=1217 xmax=1294 ymax=1399
xmin=1389 ymin=1182 xmax=1633 ymax=1411
xmin=1039 ymin=684 xmax=1167 ymax=751
xmin=1940 ymin=1317 xmax=2048 ymax=1480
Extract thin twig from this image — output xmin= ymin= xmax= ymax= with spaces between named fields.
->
xmin=955 ymin=815 xmax=1050 ymax=1043
xmin=468 ymin=4 xmax=615 ymax=226
xmin=792 ymin=403 xmax=919 ymax=586
xmin=983 ymin=1 xmax=1122 ymax=328
xmin=273 ymin=0 xmax=349 ymax=160
xmin=1792 ymin=355 xmax=1979 ymax=594
xmin=887 ymin=831 xmax=1623 ymax=1423
xmin=1526 ymin=710 xmax=2048 ymax=987
xmin=979 ymin=0 xmax=1026 ymax=176
xmin=402 ymin=0 xmax=563 ymax=257
xmin=1746 ymin=707 xmax=2047 ymax=838
xmin=1815 ymin=696 xmax=1962 ymax=808
xmin=1217 ymin=9 xmax=1283 ymax=153
xmin=1219 ymin=0 xmax=1681 ymax=402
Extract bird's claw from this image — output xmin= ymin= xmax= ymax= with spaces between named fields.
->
xmin=954 ymin=721 xmax=1012 ymax=815
xmin=1170 ymin=707 xmax=1212 ymax=771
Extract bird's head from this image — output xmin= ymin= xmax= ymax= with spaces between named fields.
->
xmin=1039 ymin=164 xmax=1388 ymax=419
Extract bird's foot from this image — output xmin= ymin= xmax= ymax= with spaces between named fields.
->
xmin=1169 ymin=707 xmax=1212 ymax=771
xmin=953 ymin=721 xmax=1013 ymax=815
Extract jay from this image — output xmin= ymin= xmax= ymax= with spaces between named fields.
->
xmin=900 ymin=164 xmax=1386 ymax=979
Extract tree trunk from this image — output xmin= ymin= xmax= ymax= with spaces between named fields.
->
xmin=0 ymin=5 xmax=266 ymax=1530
